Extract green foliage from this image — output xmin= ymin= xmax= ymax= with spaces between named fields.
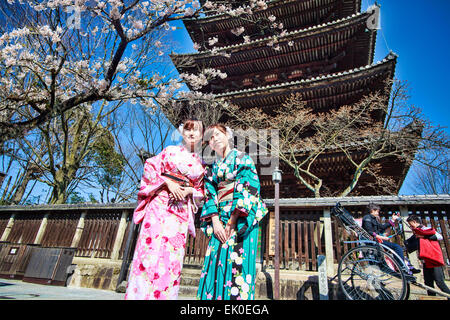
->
xmin=92 ymin=130 xmax=124 ymax=175
xmin=68 ymin=191 xmax=85 ymax=204
xmin=91 ymin=129 xmax=125 ymax=188
xmin=88 ymin=193 xmax=99 ymax=203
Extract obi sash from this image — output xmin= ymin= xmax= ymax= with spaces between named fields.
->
xmin=218 ymin=181 xmax=234 ymax=203
xmin=162 ymin=172 xmax=193 ymax=187
xmin=161 ymin=171 xmax=197 ymax=237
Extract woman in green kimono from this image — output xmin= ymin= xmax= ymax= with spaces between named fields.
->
xmin=197 ymin=124 xmax=268 ymax=300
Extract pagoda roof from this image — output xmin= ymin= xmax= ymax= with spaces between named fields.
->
xmin=174 ymin=11 xmax=372 ymax=59
xmin=212 ymin=52 xmax=397 ymax=113
xmin=171 ymin=12 xmax=376 ymax=93
xmin=184 ymin=0 xmax=362 ymax=47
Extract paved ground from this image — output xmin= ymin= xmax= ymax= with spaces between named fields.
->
xmin=0 ymin=278 xmax=126 ymax=300
xmin=0 ymin=278 xmax=194 ymax=300
xmin=2 ymin=278 xmax=447 ymax=301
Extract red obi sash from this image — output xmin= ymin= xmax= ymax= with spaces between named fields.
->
xmin=218 ymin=181 xmax=234 ymax=203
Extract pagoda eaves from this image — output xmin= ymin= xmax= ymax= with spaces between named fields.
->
xmin=172 ymin=12 xmax=377 ymax=94
xmin=213 ymin=52 xmax=396 ymax=114
xmin=185 ymin=0 xmax=362 ymax=48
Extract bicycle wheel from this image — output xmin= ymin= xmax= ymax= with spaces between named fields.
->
xmin=338 ymin=245 xmax=409 ymax=300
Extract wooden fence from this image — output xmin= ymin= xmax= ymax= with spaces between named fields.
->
xmin=0 ymin=206 xmax=130 ymax=262
xmin=40 ymin=213 xmax=80 ymax=248
xmin=261 ymin=197 xmax=450 ymax=279
xmin=0 ymin=195 xmax=449 ymax=280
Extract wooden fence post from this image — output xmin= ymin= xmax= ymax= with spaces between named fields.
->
xmin=33 ymin=213 xmax=50 ymax=245
xmin=111 ymin=210 xmax=129 ymax=260
xmin=71 ymin=211 xmax=87 ymax=248
xmin=323 ymin=208 xmax=335 ymax=277
xmin=0 ymin=213 xmax=15 ymax=242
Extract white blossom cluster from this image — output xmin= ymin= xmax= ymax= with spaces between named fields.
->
xmin=1 ymin=0 xmax=273 ymax=131
xmin=180 ymin=68 xmax=227 ymax=90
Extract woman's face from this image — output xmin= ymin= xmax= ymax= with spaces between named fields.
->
xmin=182 ymin=121 xmax=203 ymax=148
xmin=208 ymin=128 xmax=229 ymax=154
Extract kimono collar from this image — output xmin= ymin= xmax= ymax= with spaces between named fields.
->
xmin=217 ymin=148 xmax=236 ymax=163
xmin=180 ymin=143 xmax=201 ymax=156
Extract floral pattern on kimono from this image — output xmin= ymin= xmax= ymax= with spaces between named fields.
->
xmin=197 ymin=149 xmax=268 ymax=300
xmin=125 ymin=145 xmax=205 ymax=300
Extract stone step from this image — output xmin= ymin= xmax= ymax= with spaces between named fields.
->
xmin=182 ymin=265 xmax=203 ymax=274
xmin=180 ymin=266 xmax=202 ymax=287
xmin=178 ymin=285 xmax=198 ymax=299
xmin=179 ymin=266 xmax=202 ymax=299
xmin=180 ymin=276 xmax=200 ymax=287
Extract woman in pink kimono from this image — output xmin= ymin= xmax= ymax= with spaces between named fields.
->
xmin=125 ymin=120 xmax=205 ymax=300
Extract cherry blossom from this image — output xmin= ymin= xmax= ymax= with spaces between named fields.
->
xmin=0 ymin=0 xmax=275 ymax=141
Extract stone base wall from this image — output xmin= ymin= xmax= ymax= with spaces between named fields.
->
xmin=255 ymin=270 xmax=345 ymax=300
xmin=68 ymin=257 xmax=122 ymax=291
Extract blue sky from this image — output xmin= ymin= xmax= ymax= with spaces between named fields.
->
xmin=364 ymin=0 xmax=450 ymax=131
xmin=361 ymin=0 xmax=450 ymax=193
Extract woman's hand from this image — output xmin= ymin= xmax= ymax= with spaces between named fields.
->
xmin=225 ymin=213 xmax=238 ymax=239
xmin=391 ymin=212 xmax=401 ymax=222
xmin=168 ymin=186 xmax=194 ymax=201
xmin=165 ymin=179 xmax=184 ymax=201
xmin=212 ymin=215 xmax=228 ymax=243
xmin=182 ymin=187 xmax=194 ymax=198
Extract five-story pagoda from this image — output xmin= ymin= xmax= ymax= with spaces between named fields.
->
xmin=171 ymin=0 xmax=411 ymax=198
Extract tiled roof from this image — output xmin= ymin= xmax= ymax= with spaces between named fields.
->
xmin=213 ymin=52 xmax=397 ymax=99
xmin=176 ymin=12 xmax=369 ymax=56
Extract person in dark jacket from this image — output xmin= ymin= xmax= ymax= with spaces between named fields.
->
xmin=362 ymin=203 xmax=420 ymax=274
xmin=406 ymin=214 xmax=450 ymax=298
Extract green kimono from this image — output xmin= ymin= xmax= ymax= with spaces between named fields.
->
xmin=197 ymin=149 xmax=268 ymax=300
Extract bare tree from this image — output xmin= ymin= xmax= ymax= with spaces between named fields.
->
xmin=0 ymin=162 xmax=41 ymax=205
xmin=410 ymin=160 xmax=450 ymax=195
xmin=80 ymin=103 xmax=172 ymax=203
xmin=11 ymin=100 xmax=122 ymax=204
xmin=0 ymin=137 xmax=45 ymax=204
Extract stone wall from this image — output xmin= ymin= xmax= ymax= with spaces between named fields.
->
xmin=68 ymin=257 xmax=122 ymax=291
xmin=255 ymin=270 xmax=344 ymax=300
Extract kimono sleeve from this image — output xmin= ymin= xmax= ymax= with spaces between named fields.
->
xmin=200 ymin=166 xmax=219 ymax=221
xmin=133 ymin=149 xmax=167 ymax=224
xmin=190 ymin=168 xmax=206 ymax=213
xmin=230 ymin=154 xmax=268 ymax=237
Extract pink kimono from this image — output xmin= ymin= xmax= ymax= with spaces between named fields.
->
xmin=125 ymin=145 xmax=205 ymax=300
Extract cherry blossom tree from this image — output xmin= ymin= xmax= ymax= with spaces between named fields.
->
xmin=0 ymin=0 xmax=277 ymax=143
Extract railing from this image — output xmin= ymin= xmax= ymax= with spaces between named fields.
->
xmin=0 ymin=195 xmax=449 ymax=279
xmin=261 ymin=196 xmax=450 ymax=279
